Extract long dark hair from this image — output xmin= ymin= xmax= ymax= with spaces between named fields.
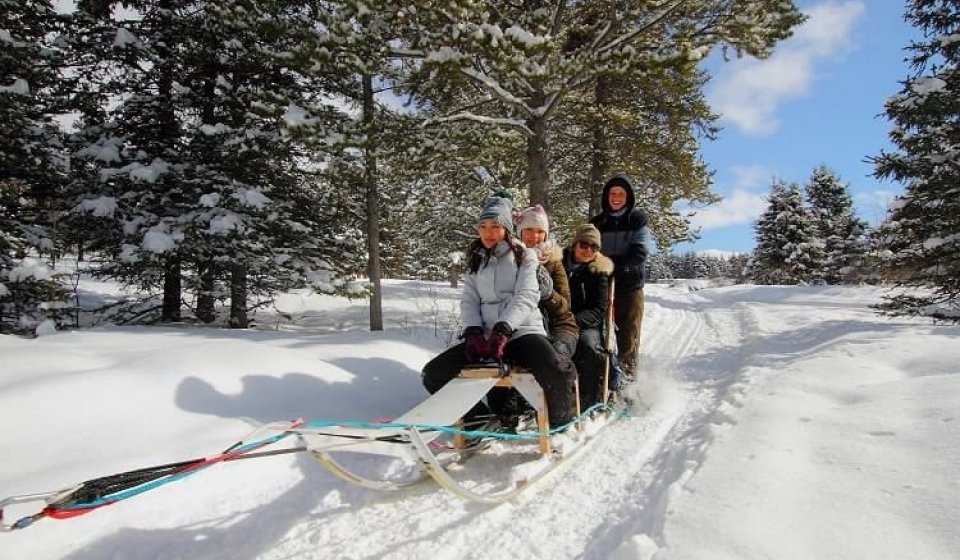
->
xmin=466 ymin=235 xmax=526 ymax=274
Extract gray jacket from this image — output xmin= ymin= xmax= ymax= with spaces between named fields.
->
xmin=461 ymin=239 xmax=547 ymax=340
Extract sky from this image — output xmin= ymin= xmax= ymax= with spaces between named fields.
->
xmin=678 ymin=0 xmax=920 ymax=255
xmin=2 ymin=270 xmax=959 ymax=559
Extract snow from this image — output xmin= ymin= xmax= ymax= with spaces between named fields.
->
xmin=2 ymin=279 xmax=959 ymax=559
xmin=6 ymin=258 xmax=55 ymax=282
xmin=141 ymin=226 xmax=177 ymax=253
xmin=76 ymin=196 xmax=118 ymax=217
xmin=911 ymin=77 xmax=947 ymax=96
xmin=208 ymin=212 xmax=244 ymax=234
xmin=232 ymin=188 xmax=271 ymax=210
xmin=112 ymin=28 xmax=139 ymax=48
xmin=0 ymin=78 xmax=30 ymax=96
xmin=283 ymin=104 xmax=317 ymax=127
xmin=127 ymin=158 xmax=171 ymax=183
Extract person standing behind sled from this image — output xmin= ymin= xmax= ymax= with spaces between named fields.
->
xmin=563 ymin=224 xmax=613 ymax=409
xmin=515 ymin=205 xmax=579 ymax=359
xmin=420 ymin=193 xmax=576 ymax=428
xmin=589 ymin=174 xmax=651 ymax=374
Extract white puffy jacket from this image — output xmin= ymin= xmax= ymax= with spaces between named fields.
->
xmin=461 ymin=239 xmax=546 ymax=340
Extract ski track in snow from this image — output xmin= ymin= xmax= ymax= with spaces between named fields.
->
xmin=249 ymin=286 xmax=762 ymax=560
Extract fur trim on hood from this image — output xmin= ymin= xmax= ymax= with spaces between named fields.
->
xmin=587 ymin=253 xmax=615 ymax=276
xmin=539 ymin=242 xmax=563 ymax=264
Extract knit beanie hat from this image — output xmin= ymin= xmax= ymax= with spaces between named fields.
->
xmin=516 ymin=205 xmax=549 ymax=234
xmin=571 ymin=223 xmax=602 ymax=249
xmin=477 ymin=192 xmax=515 ymax=234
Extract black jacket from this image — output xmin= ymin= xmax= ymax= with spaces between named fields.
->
xmin=563 ymin=249 xmax=614 ymax=331
xmin=589 ymin=174 xmax=651 ymax=292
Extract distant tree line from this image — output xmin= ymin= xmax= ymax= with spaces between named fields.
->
xmin=647 ymin=252 xmax=750 ymax=283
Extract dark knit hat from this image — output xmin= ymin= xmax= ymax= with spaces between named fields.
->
xmin=571 ymin=223 xmax=602 ymax=249
xmin=478 ymin=192 xmax=515 ymax=234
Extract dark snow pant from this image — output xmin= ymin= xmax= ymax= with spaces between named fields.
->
xmin=421 ymin=334 xmax=576 ymax=426
xmin=614 ymin=287 xmax=644 ymax=373
xmin=573 ymin=327 xmax=606 ymax=409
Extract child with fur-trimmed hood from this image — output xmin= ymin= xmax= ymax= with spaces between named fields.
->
xmin=563 ymin=224 xmax=615 ymax=409
xmin=515 ymin=205 xmax=579 ymax=358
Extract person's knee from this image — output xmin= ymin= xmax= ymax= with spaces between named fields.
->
xmin=421 ymin=360 xmax=451 ymax=393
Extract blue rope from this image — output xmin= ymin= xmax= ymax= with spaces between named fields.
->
xmin=55 ymin=431 xmax=296 ymax=510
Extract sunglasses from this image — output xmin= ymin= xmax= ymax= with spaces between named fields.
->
xmin=575 ymin=242 xmax=598 ymax=252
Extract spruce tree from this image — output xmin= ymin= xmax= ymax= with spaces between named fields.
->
xmin=872 ymin=0 xmax=960 ymax=320
xmin=752 ymin=180 xmax=823 ymax=285
xmin=805 ymin=166 xmax=867 ymax=284
xmin=65 ymin=1 xmax=360 ymax=326
xmin=0 ymin=1 xmax=70 ymax=333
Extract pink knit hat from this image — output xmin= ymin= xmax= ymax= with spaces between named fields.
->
xmin=515 ymin=205 xmax=549 ymax=234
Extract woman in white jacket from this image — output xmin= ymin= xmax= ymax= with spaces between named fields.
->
xmin=421 ymin=194 xmax=576 ymax=428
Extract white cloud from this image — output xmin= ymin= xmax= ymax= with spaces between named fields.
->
xmin=682 ymin=164 xmax=774 ymax=231
xmin=709 ymin=1 xmax=866 ymax=136
xmin=689 ymin=189 xmax=768 ymax=230
xmin=729 ymin=164 xmax=773 ymax=191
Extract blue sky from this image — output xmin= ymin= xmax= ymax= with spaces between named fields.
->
xmin=676 ymin=1 xmax=919 ymax=255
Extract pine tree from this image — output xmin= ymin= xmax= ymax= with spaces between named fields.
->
xmin=403 ymin=0 xmax=805 ymax=211
xmin=549 ymin=49 xmax=719 ymax=249
xmin=804 ymin=166 xmax=868 ymax=284
xmin=65 ymin=0 xmax=360 ymax=326
xmin=872 ymin=0 xmax=960 ymax=320
xmin=752 ymin=180 xmax=824 ymax=285
xmin=0 ymin=1 xmax=70 ymax=334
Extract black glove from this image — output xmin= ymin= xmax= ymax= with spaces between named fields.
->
xmin=491 ymin=321 xmax=513 ymax=337
xmin=461 ymin=326 xmax=484 ymax=339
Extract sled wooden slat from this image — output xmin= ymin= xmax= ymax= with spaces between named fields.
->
xmin=456 ymin=365 xmax=551 ymax=455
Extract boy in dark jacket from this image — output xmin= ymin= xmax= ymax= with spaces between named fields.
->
xmin=589 ymin=174 xmax=651 ymax=374
xmin=563 ymin=224 xmax=614 ymax=409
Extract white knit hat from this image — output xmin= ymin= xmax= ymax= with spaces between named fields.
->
xmin=516 ymin=205 xmax=549 ymax=234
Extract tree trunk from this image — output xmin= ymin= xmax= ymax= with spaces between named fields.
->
xmin=162 ymin=255 xmax=182 ymax=322
xmin=526 ymin=89 xmax=550 ymax=210
xmin=588 ymin=76 xmax=610 ymax=217
xmin=362 ymin=73 xmax=383 ymax=331
xmin=229 ymin=263 xmax=248 ymax=329
xmin=526 ymin=116 xmax=550 ymax=210
xmin=448 ymin=262 xmax=459 ymax=288
xmin=157 ymin=4 xmax=181 ymax=324
xmin=196 ymin=263 xmax=216 ymax=323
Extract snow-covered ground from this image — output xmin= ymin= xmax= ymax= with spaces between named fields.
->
xmin=2 ymin=278 xmax=958 ymax=560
